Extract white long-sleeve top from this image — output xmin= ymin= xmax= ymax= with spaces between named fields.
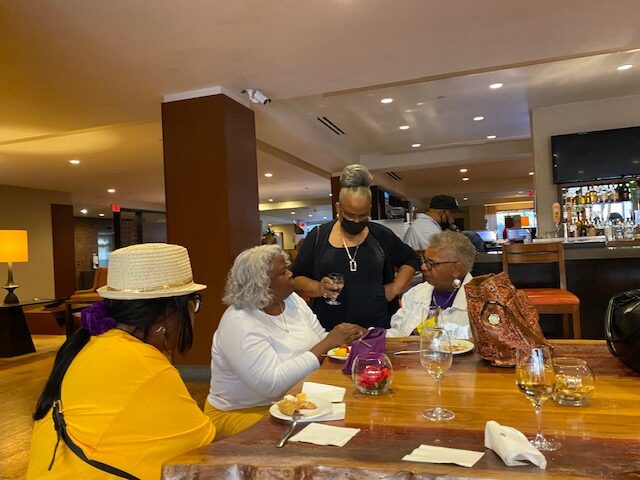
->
xmin=387 ymin=273 xmax=473 ymax=339
xmin=208 ymin=292 xmax=327 ymax=410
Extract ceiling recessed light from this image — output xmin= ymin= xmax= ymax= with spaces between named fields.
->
xmin=329 ymin=193 xmax=333 ymax=197
xmin=459 ymin=168 xmax=468 ymax=173
xmin=98 ymin=213 xmax=105 ymax=217
xmin=308 ymin=214 xmax=313 ymax=217
xmin=489 ymin=83 xmax=503 ymax=89
xmin=463 ymin=197 xmax=468 ymax=201
xmin=323 ymin=216 xmax=328 ymax=219
xmin=268 ymin=223 xmax=272 ymax=227
xmin=399 ymin=125 xmax=410 ymax=130
xmin=416 ymin=102 xmax=425 ymax=106
xmin=80 ymin=209 xmax=88 ymax=214
xmin=380 ymin=98 xmax=393 ymax=104
xmin=268 ymin=198 xmax=274 ymax=202
xmin=473 ymin=116 xmax=484 ymax=121
xmin=68 ymin=159 xmax=80 ymax=165
xmin=529 ymin=171 xmax=535 ymax=176
xmin=462 ymin=177 xmax=470 ymax=181
xmin=291 ymin=211 xmax=295 ymax=215
xmin=411 ymin=143 xmax=421 ymax=148
xmin=486 ymin=135 xmax=497 ymax=139
xmin=617 ymin=64 xmax=633 ymax=71
xmin=264 ymin=172 xmax=273 ymax=177
xmin=107 ymin=188 xmax=116 ymax=193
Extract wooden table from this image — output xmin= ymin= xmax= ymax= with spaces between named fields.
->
xmin=163 ymin=339 xmax=640 ymax=479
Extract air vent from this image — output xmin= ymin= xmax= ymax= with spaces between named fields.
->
xmin=386 ymin=171 xmax=402 ymax=181
xmin=317 ymin=116 xmax=345 ymax=135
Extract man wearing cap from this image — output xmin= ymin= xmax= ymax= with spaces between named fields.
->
xmin=409 ymin=195 xmax=460 ymax=250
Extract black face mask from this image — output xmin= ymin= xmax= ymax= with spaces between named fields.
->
xmin=341 ymin=217 xmax=367 ymax=235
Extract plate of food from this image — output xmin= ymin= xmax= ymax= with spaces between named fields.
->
xmin=443 ymin=339 xmax=474 ymax=355
xmin=327 ymin=344 xmax=350 ymax=360
xmin=269 ymin=393 xmax=332 ymax=421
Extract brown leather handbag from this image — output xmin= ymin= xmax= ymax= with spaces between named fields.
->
xmin=464 ymin=272 xmax=549 ymax=367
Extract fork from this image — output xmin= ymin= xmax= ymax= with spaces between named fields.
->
xmin=275 ymin=410 xmax=303 ymax=448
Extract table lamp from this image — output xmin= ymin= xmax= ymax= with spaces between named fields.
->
xmin=0 ymin=230 xmax=29 ymax=304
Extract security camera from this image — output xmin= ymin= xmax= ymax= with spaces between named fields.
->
xmin=243 ymin=89 xmax=271 ymax=105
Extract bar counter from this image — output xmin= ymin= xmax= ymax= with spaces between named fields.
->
xmin=163 ymin=339 xmax=640 ymax=480
xmin=472 ymin=243 xmax=640 ymax=339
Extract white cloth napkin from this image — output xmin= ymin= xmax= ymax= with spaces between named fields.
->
xmin=402 ymin=445 xmax=485 ymax=467
xmin=484 ymin=421 xmax=547 ymax=469
xmin=302 ymin=381 xmax=346 ymax=402
xmin=289 ymin=423 xmax=360 ymax=447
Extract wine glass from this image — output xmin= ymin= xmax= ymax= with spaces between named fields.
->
xmin=416 ymin=306 xmax=439 ymax=335
xmin=325 ymin=272 xmax=345 ymax=305
xmin=515 ymin=345 xmax=561 ymax=451
xmin=420 ymin=328 xmax=454 ymax=421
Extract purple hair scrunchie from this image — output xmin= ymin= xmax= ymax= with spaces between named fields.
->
xmin=81 ymin=301 xmax=117 ymax=335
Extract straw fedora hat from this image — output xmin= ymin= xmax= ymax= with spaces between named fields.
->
xmin=97 ymin=243 xmax=206 ymax=300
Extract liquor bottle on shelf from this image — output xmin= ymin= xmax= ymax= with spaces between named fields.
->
xmin=588 ymin=186 xmax=598 ymax=204
xmin=604 ymin=221 xmax=614 ymax=241
xmin=622 ymin=183 xmax=631 ymax=201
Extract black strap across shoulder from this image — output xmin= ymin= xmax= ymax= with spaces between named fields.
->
xmin=49 ymin=400 xmax=139 ymax=480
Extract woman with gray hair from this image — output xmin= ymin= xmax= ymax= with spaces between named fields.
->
xmin=292 ymin=164 xmax=421 ymax=330
xmin=387 ymin=230 xmax=476 ymax=339
xmin=206 ymin=245 xmax=364 ymax=439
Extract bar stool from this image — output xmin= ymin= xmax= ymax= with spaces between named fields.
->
xmin=502 ymin=242 xmax=581 ymax=339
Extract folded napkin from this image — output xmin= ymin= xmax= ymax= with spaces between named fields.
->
xmin=342 ymin=327 xmax=386 ymax=374
xmin=484 ymin=421 xmax=547 ymax=469
xmin=289 ymin=422 xmax=360 ymax=447
xmin=402 ymin=444 xmax=485 ymax=467
xmin=302 ymin=381 xmax=346 ymax=403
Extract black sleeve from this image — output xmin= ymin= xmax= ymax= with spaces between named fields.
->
xmin=377 ymin=225 xmax=421 ymax=271
xmin=290 ymin=226 xmax=318 ymax=279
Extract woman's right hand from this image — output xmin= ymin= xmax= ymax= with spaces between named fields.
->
xmin=325 ymin=323 xmax=366 ymax=347
xmin=318 ymin=276 xmax=341 ymax=300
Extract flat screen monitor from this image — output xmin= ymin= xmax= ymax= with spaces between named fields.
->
xmin=551 ymin=126 xmax=640 ymax=184
xmin=507 ymin=228 xmax=529 ymax=242
xmin=476 ymin=230 xmax=497 ymax=243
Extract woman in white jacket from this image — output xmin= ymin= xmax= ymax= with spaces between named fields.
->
xmin=388 ymin=231 xmax=476 ymax=339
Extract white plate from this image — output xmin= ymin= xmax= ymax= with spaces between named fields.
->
xmin=327 ymin=347 xmax=350 ymax=361
xmin=444 ymin=339 xmax=474 ymax=355
xmin=269 ymin=397 xmax=333 ymax=422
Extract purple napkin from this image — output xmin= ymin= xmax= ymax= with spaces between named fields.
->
xmin=342 ymin=327 xmax=387 ymax=374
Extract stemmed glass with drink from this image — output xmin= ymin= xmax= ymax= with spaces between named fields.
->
xmin=420 ymin=328 xmax=454 ymax=421
xmin=325 ymin=272 xmax=345 ymax=305
xmin=515 ymin=345 xmax=561 ymax=451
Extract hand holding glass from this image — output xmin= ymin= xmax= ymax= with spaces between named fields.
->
xmin=420 ymin=328 xmax=454 ymax=421
xmin=515 ymin=346 xmax=560 ymax=451
xmin=325 ymin=272 xmax=345 ymax=305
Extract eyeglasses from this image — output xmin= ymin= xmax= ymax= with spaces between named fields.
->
xmin=421 ymin=257 xmax=458 ymax=271
xmin=192 ymin=293 xmax=202 ymax=313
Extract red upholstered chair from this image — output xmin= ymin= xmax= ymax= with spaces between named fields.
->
xmin=502 ymin=242 xmax=581 ymax=339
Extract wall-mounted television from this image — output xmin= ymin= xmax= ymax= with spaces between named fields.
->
xmin=551 ymin=126 xmax=640 ymax=184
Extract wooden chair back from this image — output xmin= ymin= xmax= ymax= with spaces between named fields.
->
xmin=74 ymin=268 xmax=108 ymax=295
xmin=501 ymin=242 xmax=567 ymax=290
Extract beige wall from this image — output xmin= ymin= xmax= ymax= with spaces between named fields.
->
xmin=0 ymin=185 xmax=72 ymax=302
xmin=467 ymin=204 xmax=486 ymax=231
xmin=270 ymin=224 xmax=297 ymax=250
xmin=532 ymin=94 xmax=640 ymax=234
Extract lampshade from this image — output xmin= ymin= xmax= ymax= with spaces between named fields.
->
xmin=0 ymin=230 xmax=29 ymax=263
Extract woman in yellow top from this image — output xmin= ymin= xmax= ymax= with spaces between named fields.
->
xmin=27 ymin=243 xmax=215 ymax=480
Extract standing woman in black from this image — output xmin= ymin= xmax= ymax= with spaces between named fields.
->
xmin=291 ymin=164 xmax=421 ymax=330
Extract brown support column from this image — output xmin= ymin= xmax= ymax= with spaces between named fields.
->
xmin=162 ymin=94 xmax=260 ymax=365
xmin=330 ymin=176 xmax=340 ymax=219
xmin=50 ymin=204 xmax=77 ymax=297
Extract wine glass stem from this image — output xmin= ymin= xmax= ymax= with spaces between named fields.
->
xmin=533 ymin=403 xmax=544 ymax=440
xmin=434 ymin=375 xmax=442 ymax=410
